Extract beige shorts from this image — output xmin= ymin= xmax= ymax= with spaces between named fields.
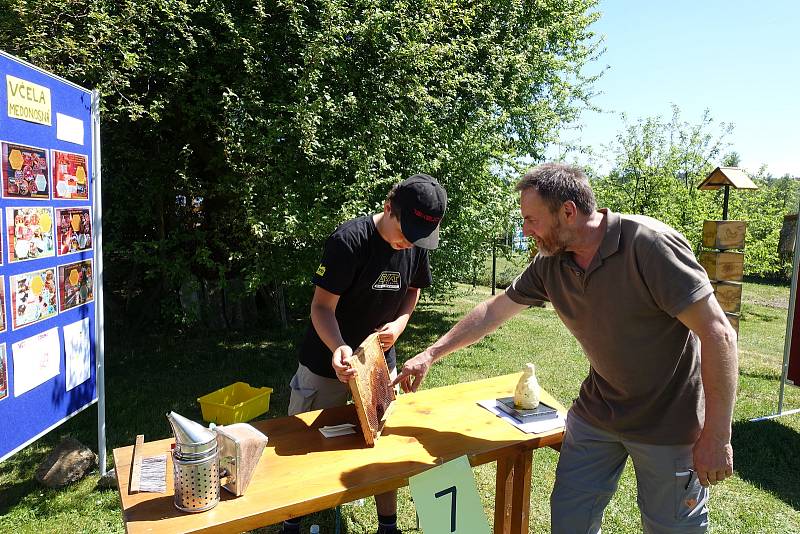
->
xmin=287 ymin=362 xmax=398 ymax=416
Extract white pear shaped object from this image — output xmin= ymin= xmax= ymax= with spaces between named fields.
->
xmin=514 ymin=363 xmax=541 ymax=409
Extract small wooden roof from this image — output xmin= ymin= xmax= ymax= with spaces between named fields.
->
xmin=698 ymin=166 xmax=758 ymax=190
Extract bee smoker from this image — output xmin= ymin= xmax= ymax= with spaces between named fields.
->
xmin=166 ymin=411 xmax=220 ymax=513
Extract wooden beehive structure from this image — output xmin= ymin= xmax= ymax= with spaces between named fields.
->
xmin=710 ymin=280 xmax=743 ymax=314
xmin=698 ymin=167 xmax=757 ymax=334
xmin=699 ymin=248 xmax=744 ymax=282
xmin=347 ymin=333 xmax=396 ymax=447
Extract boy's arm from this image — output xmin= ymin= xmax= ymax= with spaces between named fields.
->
xmin=310 ymin=286 xmax=356 ymax=383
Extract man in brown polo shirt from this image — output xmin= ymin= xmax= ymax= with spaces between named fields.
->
xmin=393 ymin=163 xmax=738 ymax=533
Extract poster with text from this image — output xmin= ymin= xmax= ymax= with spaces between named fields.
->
xmin=1 ymin=141 xmax=49 ymax=199
xmin=12 ymin=328 xmax=60 ymax=397
xmin=0 ymin=345 xmax=7 ymax=402
xmin=55 ymin=207 xmax=92 ymax=256
xmin=6 ymin=207 xmax=55 ymax=263
xmin=10 ymin=268 xmax=58 ymax=330
xmin=0 ymin=51 xmax=100 ymax=464
xmin=64 ymin=318 xmax=90 ymax=391
xmin=58 ymin=259 xmax=93 ymax=312
xmin=51 ymin=150 xmax=89 ymax=200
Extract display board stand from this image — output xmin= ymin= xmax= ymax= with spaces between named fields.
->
xmin=0 ymin=51 xmax=105 ymax=472
xmin=751 ymin=197 xmax=800 ymax=422
xmin=92 ymin=88 xmax=107 ymax=474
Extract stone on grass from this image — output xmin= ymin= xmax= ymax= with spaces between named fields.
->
xmin=35 ymin=437 xmax=97 ymax=488
xmin=97 ymin=467 xmax=118 ymax=490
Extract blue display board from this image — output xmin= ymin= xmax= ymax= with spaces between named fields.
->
xmin=0 ymin=52 xmax=100 ymax=462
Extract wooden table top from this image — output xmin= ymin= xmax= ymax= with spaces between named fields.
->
xmin=114 ymin=373 xmax=566 ymax=534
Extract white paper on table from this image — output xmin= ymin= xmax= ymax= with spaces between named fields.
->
xmin=319 ymin=423 xmax=357 ymax=438
xmin=56 ymin=113 xmax=84 ymax=145
xmin=64 ymin=317 xmax=91 ymax=390
xmin=477 ymin=399 xmax=566 ymax=434
xmin=13 ymin=327 xmax=61 ymax=396
xmin=139 ymin=454 xmax=167 ymax=493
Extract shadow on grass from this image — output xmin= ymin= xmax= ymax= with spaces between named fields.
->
xmin=0 ymin=465 xmax=118 ymax=519
xmin=739 ymin=369 xmax=783 ymax=381
xmin=0 ymin=304 xmax=471 ymax=530
xmin=2 ymin=327 xmax=305 ymax=492
xmin=398 ymin=306 xmax=465 ymax=355
xmin=0 ymin=478 xmax=38 ymax=517
xmin=740 ymin=309 xmax=781 ymax=323
xmin=732 ymin=418 xmax=800 ymax=509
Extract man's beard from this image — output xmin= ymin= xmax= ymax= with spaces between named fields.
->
xmin=534 ymin=222 xmax=569 ymax=257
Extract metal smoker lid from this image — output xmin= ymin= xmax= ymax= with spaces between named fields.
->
xmin=166 ymin=411 xmax=216 ymax=448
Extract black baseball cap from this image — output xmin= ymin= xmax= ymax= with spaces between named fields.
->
xmin=394 ymin=174 xmax=447 ymax=249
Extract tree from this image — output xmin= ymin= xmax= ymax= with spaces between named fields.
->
xmin=721 ymin=152 xmax=741 ymax=167
xmin=727 ymin=170 xmax=800 ymax=278
xmin=592 ymin=107 xmax=800 ymax=279
xmin=2 ymin=0 xmax=602 ymax=327
xmin=592 ymin=106 xmax=732 ymax=246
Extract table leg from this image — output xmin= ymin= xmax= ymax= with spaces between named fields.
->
xmin=494 ymin=456 xmax=514 ymax=534
xmin=494 ymin=449 xmax=533 ymax=534
xmin=510 ymin=450 xmax=532 ymax=534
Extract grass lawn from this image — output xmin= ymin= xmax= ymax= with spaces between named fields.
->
xmin=1 ymin=280 xmax=800 ymax=533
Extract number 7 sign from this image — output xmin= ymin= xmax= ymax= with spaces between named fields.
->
xmin=409 ymin=455 xmax=490 ymax=533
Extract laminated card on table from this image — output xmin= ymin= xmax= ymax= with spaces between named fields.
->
xmin=478 ymin=399 xmax=565 ymax=434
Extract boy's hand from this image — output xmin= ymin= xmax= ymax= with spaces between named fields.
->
xmin=376 ymin=320 xmax=404 ymax=351
xmin=332 ymin=345 xmax=356 ymax=383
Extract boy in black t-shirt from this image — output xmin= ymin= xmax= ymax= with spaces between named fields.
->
xmin=283 ymin=174 xmax=447 ymax=534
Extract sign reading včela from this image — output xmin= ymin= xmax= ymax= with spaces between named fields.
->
xmin=6 ymin=74 xmax=51 ymax=126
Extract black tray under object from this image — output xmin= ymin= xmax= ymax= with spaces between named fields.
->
xmin=496 ymin=397 xmax=558 ymax=422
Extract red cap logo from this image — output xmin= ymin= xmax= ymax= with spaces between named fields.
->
xmin=413 ymin=208 xmax=442 ymax=223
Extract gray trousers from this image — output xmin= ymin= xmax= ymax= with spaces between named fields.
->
xmin=288 ymin=363 xmax=350 ymax=416
xmin=551 ymin=411 xmax=709 ymax=534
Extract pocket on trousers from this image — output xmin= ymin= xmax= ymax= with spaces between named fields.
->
xmin=674 ymin=458 xmax=708 ymax=520
xmin=288 ymin=373 xmax=317 ymax=414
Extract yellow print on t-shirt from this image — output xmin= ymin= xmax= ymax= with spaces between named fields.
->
xmin=372 ymin=271 xmax=401 ymax=291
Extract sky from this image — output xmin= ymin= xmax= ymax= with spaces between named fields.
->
xmin=555 ymin=1 xmax=800 ymax=177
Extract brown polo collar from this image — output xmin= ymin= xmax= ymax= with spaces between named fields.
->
xmin=597 ymin=208 xmax=622 ymax=260
xmin=559 ymin=208 xmax=621 ymax=275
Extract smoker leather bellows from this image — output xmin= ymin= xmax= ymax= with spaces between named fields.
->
xmin=166 ymin=411 xmax=220 ymax=512
xmin=215 ymin=423 xmax=269 ymax=496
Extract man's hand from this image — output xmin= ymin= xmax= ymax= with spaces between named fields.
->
xmin=391 ymin=351 xmax=434 ymax=393
xmin=332 ymin=345 xmax=356 ymax=383
xmin=678 ymin=295 xmax=737 ymax=488
xmin=692 ymin=429 xmax=733 ymax=487
xmin=376 ymin=320 xmax=405 ymax=351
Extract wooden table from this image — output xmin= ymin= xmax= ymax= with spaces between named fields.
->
xmin=114 ymin=374 xmax=566 ymax=533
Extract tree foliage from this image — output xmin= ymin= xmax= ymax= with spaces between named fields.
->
xmin=1 ymin=0 xmax=601 ymax=327
xmin=591 ymin=106 xmax=731 ymax=247
xmin=592 ymin=107 xmax=798 ymax=279
xmin=728 ymin=172 xmax=800 ymax=278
